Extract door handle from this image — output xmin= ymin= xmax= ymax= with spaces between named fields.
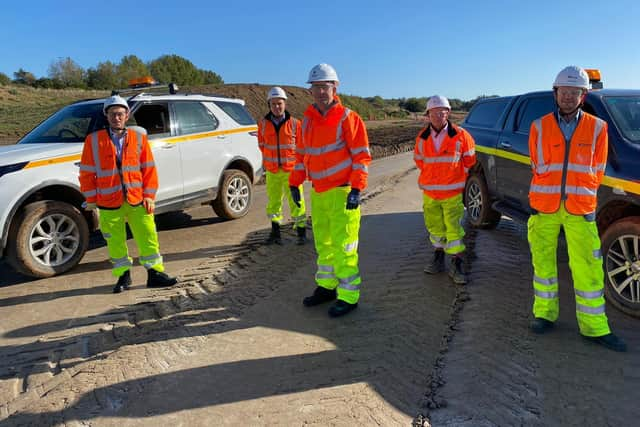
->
xmin=499 ymin=141 xmax=512 ymax=149
xmin=217 ymin=135 xmax=227 ymax=140
xmin=161 ymin=143 xmax=176 ymax=149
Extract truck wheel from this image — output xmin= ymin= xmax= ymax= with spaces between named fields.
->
xmin=212 ymin=169 xmax=252 ymax=219
xmin=601 ymin=217 xmax=640 ymax=318
xmin=6 ymin=200 xmax=89 ymax=278
xmin=464 ymin=174 xmax=501 ymax=229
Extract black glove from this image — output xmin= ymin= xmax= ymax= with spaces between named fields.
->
xmin=346 ymin=188 xmax=360 ymax=210
xmin=290 ymin=186 xmax=301 ymax=208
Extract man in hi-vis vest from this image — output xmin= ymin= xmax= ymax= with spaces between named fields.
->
xmin=79 ymin=95 xmax=177 ymax=293
xmin=528 ymin=66 xmax=626 ymax=352
xmin=257 ymin=86 xmax=307 ymax=245
xmin=289 ymin=63 xmax=371 ymax=318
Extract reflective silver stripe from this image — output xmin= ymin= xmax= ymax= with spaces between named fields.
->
xmin=533 ymin=119 xmax=544 ymax=169
xmin=432 ymin=236 xmax=446 ymax=243
xmin=592 ymin=117 xmax=605 ymax=153
xmin=111 ymin=256 xmax=132 ymax=268
xmin=316 ymin=273 xmax=336 ymax=279
xmin=529 ymin=184 xmax=561 ymax=194
xmin=296 ymin=147 xmax=306 ymax=155
xmin=422 ymin=156 xmax=459 ymax=163
xmin=309 ymin=157 xmax=352 ymax=180
xmin=534 ymin=290 xmax=558 ymax=299
xmin=338 ymin=273 xmax=360 ymax=289
xmin=79 ymin=165 xmax=96 ymax=172
xmin=463 ymin=148 xmax=475 ymax=157
xmin=431 ymin=236 xmax=446 ymax=249
xmin=419 ymin=182 xmax=465 ymax=191
xmin=318 ymin=265 xmax=334 ymax=273
xmin=575 ymin=289 xmax=604 ymax=299
xmin=445 ymin=239 xmax=463 ymax=249
xmin=267 ymin=213 xmax=280 ymax=219
xmin=291 ymin=215 xmax=306 ymax=222
xmin=534 ymin=275 xmax=558 ymax=285
xmin=576 ymin=303 xmax=606 ymax=315
xmin=122 ymin=166 xmax=141 ymax=173
xmin=345 ymin=240 xmax=358 ymax=252
xmin=594 ymin=162 xmax=606 ymax=172
xmin=566 ymin=163 xmax=594 ymax=173
xmin=140 ymin=253 xmax=161 ymax=261
xmin=414 ymin=154 xmax=425 ymax=161
xmin=417 ymin=138 xmax=425 ymax=156
xmin=536 ymin=163 xmax=564 ymax=174
xmin=124 ymin=182 xmax=142 ymax=189
xmin=144 ymin=188 xmax=158 ymax=195
xmin=291 ymin=118 xmax=297 ymax=136
xmin=294 ymin=164 xmax=305 ymax=171
xmin=140 ymin=161 xmax=155 ymax=169
xmin=334 ymin=108 xmax=350 ymax=150
xmin=593 ymin=249 xmax=602 ymax=259
xmin=305 ymin=140 xmax=346 ymax=155
xmin=352 ymin=164 xmax=367 ymax=171
xmin=102 ymin=232 xmax=112 ymax=238
xmin=83 ymin=190 xmax=97 ymax=197
xmin=302 ymin=117 xmax=309 ymax=136
xmin=263 ymin=156 xmax=280 ymax=163
xmin=141 ymin=255 xmax=163 ymax=268
xmin=350 ymin=146 xmax=370 ymax=155
xmin=565 ymin=186 xmax=597 ymax=196
xmin=264 ymin=143 xmax=296 ymax=150
xmin=339 ymin=282 xmax=360 ymax=291
xmin=97 ymin=185 xmax=122 ymax=195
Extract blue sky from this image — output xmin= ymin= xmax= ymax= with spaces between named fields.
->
xmin=1 ymin=0 xmax=638 ymax=100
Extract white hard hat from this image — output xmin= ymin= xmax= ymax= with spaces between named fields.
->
xmin=307 ymin=63 xmax=339 ymax=83
xmin=267 ymin=86 xmax=287 ymax=101
xmin=426 ymin=95 xmax=451 ymax=112
xmin=103 ymin=95 xmax=129 ymax=115
xmin=553 ymin=65 xmax=589 ymax=89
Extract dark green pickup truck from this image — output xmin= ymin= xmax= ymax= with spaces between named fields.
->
xmin=461 ymin=83 xmax=640 ymax=318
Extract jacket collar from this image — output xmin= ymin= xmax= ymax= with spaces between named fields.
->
xmin=420 ymin=120 xmax=457 ymax=139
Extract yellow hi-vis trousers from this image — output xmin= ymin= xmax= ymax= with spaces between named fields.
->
xmin=422 ymin=193 xmax=465 ymax=254
xmin=266 ymin=170 xmax=306 ymax=228
xmin=311 ymin=186 xmax=361 ymax=304
xmin=527 ymin=203 xmax=611 ymax=336
xmin=98 ymin=203 xmax=164 ymax=278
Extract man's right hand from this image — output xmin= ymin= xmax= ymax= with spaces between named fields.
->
xmin=290 ymin=186 xmax=301 ymax=208
xmin=83 ymin=202 xmax=97 ymax=211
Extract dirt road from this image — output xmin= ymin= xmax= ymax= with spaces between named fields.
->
xmin=1 ymin=152 xmax=638 ymax=426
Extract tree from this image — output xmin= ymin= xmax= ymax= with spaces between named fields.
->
xmin=48 ymin=57 xmax=85 ymax=88
xmin=13 ymin=68 xmax=37 ymax=86
xmin=116 ymin=55 xmax=149 ymax=87
xmin=403 ymin=97 xmax=425 ymax=113
xmin=0 ymin=72 xmax=10 ymax=85
xmin=86 ymin=61 xmax=118 ymax=89
xmin=149 ymin=54 xmax=203 ymax=86
xmin=200 ymin=69 xmax=224 ymax=85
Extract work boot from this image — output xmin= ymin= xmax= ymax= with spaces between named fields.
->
xmin=423 ymin=250 xmax=445 ymax=274
xmin=530 ymin=317 xmax=555 ymax=334
xmin=296 ymin=226 xmax=307 ymax=245
xmin=266 ymin=222 xmax=282 ymax=245
xmin=582 ymin=333 xmax=627 ymax=352
xmin=448 ymin=255 xmax=467 ymax=284
xmin=328 ymin=300 xmax=358 ymax=318
xmin=303 ymin=286 xmax=337 ymax=307
xmin=113 ymin=270 xmax=131 ymax=293
xmin=146 ymin=269 xmax=177 ymax=288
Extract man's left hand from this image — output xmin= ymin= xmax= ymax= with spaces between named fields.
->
xmin=346 ymin=188 xmax=360 ymax=210
xmin=143 ymin=198 xmax=155 ymax=214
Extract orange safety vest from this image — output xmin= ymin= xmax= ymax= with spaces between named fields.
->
xmin=289 ymin=96 xmax=371 ymax=193
xmin=79 ymin=128 xmax=158 ymax=209
xmin=257 ymin=111 xmax=301 ymax=173
xmin=528 ymin=111 xmax=608 ymax=215
xmin=414 ymin=122 xmax=476 ymax=200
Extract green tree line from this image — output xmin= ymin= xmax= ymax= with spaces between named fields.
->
xmin=0 ymin=54 xmax=223 ymax=90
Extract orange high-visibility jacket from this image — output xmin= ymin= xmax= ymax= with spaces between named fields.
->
xmin=289 ymin=96 xmax=371 ymax=193
xmin=257 ymin=111 xmax=302 ymax=173
xmin=528 ymin=111 xmax=608 ymax=215
xmin=79 ymin=128 xmax=158 ymax=209
xmin=414 ymin=122 xmax=476 ymax=200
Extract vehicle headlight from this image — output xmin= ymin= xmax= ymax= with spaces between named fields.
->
xmin=0 ymin=161 xmax=28 ymax=178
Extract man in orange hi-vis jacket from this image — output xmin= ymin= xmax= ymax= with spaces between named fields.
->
xmin=79 ymin=95 xmax=177 ymax=293
xmin=289 ymin=63 xmax=371 ymax=318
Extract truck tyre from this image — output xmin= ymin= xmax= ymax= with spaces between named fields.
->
xmin=601 ymin=217 xmax=640 ymax=318
xmin=464 ymin=174 xmax=501 ymax=229
xmin=212 ymin=169 xmax=252 ymax=219
xmin=6 ymin=200 xmax=89 ymax=278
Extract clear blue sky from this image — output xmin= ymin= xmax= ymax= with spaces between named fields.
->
xmin=1 ymin=0 xmax=638 ymax=100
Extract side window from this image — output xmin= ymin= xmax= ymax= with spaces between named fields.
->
xmin=213 ymin=100 xmax=256 ymax=125
xmin=130 ymin=102 xmax=171 ymax=139
xmin=515 ymin=96 xmax=555 ymax=134
xmin=465 ymin=99 xmax=511 ymax=128
xmin=173 ymin=102 xmax=218 ymax=135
